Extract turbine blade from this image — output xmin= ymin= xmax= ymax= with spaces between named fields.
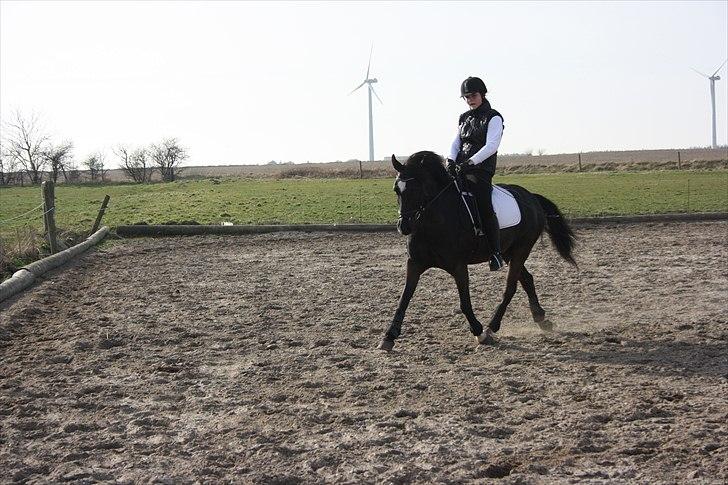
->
xmin=348 ymin=80 xmax=366 ymax=95
xmin=711 ymin=59 xmax=728 ymax=77
xmin=371 ymin=85 xmax=383 ymax=105
xmin=366 ymin=44 xmax=373 ymax=79
xmin=691 ymin=67 xmax=709 ymax=78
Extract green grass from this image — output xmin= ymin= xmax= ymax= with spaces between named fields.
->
xmin=1 ymin=171 xmax=726 ymax=239
xmin=502 ymin=171 xmax=728 ymax=217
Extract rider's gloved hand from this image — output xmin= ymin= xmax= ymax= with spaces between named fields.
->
xmin=457 ymin=159 xmax=474 ymax=175
xmin=446 ymin=159 xmax=458 ymax=177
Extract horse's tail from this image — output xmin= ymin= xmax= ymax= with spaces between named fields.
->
xmin=534 ymin=194 xmax=578 ymax=267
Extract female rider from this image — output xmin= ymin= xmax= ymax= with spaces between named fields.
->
xmin=446 ymin=76 xmax=505 ymax=271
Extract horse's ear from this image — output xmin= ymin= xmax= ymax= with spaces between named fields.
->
xmin=391 ymin=155 xmax=403 ymax=172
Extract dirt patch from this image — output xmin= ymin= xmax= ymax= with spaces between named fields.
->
xmin=0 ymin=222 xmax=726 ymax=483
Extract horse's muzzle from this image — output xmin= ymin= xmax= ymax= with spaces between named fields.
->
xmin=397 ymin=217 xmax=411 ymax=236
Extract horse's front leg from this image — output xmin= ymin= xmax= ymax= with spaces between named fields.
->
xmin=450 ymin=264 xmax=492 ymax=345
xmin=378 ymin=259 xmax=425 ymax=351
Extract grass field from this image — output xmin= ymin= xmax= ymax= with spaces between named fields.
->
xmin=1 ymin=171 xmax=726 ymax=237
xmin=1 ymin=170 xmax=726 ymax=276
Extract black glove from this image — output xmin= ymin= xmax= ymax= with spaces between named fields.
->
xmin=446 ymin=159 xmax=457 ymax=177
xmin=457 ymin=160 xmax=475 ymax=175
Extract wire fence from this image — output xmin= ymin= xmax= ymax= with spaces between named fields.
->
xmin=0 ymin=202 xmax=50 ymax=252
xmin=0 ymin=182 xmax=111 ymax=278
xmin=0 ymin=202 xmax=47 ymax=278
xmin=0 ymin=203 xmax=45 ymax=226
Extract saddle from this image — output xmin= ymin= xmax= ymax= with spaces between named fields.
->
xmin=459 ymin=183 xmax=521 ymax=230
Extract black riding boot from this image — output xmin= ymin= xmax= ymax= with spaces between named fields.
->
xmin=478 ymin=177 xmax=506 ymax=271
xmin=471 ymin=171 xmax=506 ymax=271
xmin=483 ymin=208 xmax=505 ymax=271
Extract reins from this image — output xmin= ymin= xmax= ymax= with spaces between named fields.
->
xmin=399 ymin=179 xmax=456 ymax=223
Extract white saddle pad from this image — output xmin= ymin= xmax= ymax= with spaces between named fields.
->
xmin=492 ymin=185 xmax=521 ymax=229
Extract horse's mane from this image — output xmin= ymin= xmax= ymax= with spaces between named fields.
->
xmin=404 ymin=151 xmax=450 ymax=187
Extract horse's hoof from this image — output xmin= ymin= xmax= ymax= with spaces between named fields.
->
xmin=378 ymin=338 xmax=395 ymax=352
xmin=537 ymin=319 xmax=555 ymax=332
xmin=533 ymin=312 xmax=546 ymax=323
xmin=476 ymin=329 xmax=496 ymax=346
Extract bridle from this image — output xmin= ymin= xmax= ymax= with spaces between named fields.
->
xmin=397 ymin=177 xmax=455 ymax=226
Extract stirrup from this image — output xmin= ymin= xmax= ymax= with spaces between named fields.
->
xmin=489 ymin=253 xmax=506 ymax=271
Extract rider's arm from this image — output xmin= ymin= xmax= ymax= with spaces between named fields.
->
xmin=469 ymin=116 xmax=503 ymax=165
xmin=448 ymin=131 xmax=461 ymax=161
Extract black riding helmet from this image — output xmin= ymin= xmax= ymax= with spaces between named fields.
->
xmin=460 ymin=76 xmax=487 ymax=97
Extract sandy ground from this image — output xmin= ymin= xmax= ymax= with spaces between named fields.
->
xmin=0 ymin=221 xmax=726 ymax=484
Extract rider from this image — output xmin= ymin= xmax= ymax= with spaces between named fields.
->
xmin=446 ymin=76 xmax=506 ymax=271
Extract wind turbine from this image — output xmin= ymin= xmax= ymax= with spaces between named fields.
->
xmin=692 ymin=59 xmax=727 ymax=149
xmin=350 ymin=45 xmax=383 ymax=162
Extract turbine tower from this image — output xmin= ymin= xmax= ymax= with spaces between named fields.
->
xmin=350 ymin=45 xmax=383 ymax=162
xmin=693 ymin=59 xmax=727 ymax=149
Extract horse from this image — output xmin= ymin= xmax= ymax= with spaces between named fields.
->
xmin=378 ymin=151 xmax=577 ymax=351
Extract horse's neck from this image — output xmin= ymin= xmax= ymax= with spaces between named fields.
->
xmin=423 ymin=187 xmax=462 ymax=229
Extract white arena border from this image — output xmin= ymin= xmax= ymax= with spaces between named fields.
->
xmin=0 ymin=226 xmax=109 ymax=304
xmin=115 ymin=212 xmax=727 ymax=238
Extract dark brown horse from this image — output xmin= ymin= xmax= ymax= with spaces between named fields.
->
xmin=379 ymin=151 xmax=577 ymax=351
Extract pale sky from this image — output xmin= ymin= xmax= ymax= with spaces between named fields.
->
xmin=1 ymin=1 xmax=727 ymax=167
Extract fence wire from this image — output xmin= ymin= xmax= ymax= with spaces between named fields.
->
xmin=0 ymin=203 xmax=44 ymax=226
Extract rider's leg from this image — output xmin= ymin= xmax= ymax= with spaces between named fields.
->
xmin=474 ymin=172 xmax=505 ymax=271
xmin=462 ymin=175 xmax=484 ymax=235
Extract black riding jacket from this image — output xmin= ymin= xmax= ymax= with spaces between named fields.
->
xmin=456 ymin=99 xmax=504 ymax=175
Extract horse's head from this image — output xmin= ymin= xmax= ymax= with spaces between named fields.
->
xmin=391 ymin=152 xmax=450 ymax=235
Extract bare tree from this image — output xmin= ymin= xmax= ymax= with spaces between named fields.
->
xmin=44 ymin=140 xmax=74 ymax=183
xmin=115 ymin=145 xmax=152 ymax=183
xmin=0 ymin=149 xmax=18 ymax=186
xmin=2 ymin=110 xmax=49 ymax=184
xmin=114 ymin=145 xmax=132 ymax=181
xmin=0 ymin=144 xmax=17 ymax=185
xmin=83 ymin=152 xmax=107 ymax=183
xmin=150 ymin=138 xmax=187 ymax=182
xmin=133 ymin=148 xmax=152 ymax=182
xmin=63 ymin=158 xmax=81 ymax=183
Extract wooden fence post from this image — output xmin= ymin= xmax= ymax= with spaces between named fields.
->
xmin=42 ymin=181 xmax=59 ymax=254
xmin=91 ymin=195 xmax=110 ymax=235
xmin=677 ymin=151 xmax=681 ymax=170
xmin=578 ymin=153 xmax=582 ymax=172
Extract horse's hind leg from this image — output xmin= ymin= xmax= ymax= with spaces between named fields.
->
xmin=488 ymin=254 xmax=524 ymax=333
xmin=520 ymin=266 xmax=546 ymax=323
xmin=378 ymin=259 xmax=425 ymax=351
